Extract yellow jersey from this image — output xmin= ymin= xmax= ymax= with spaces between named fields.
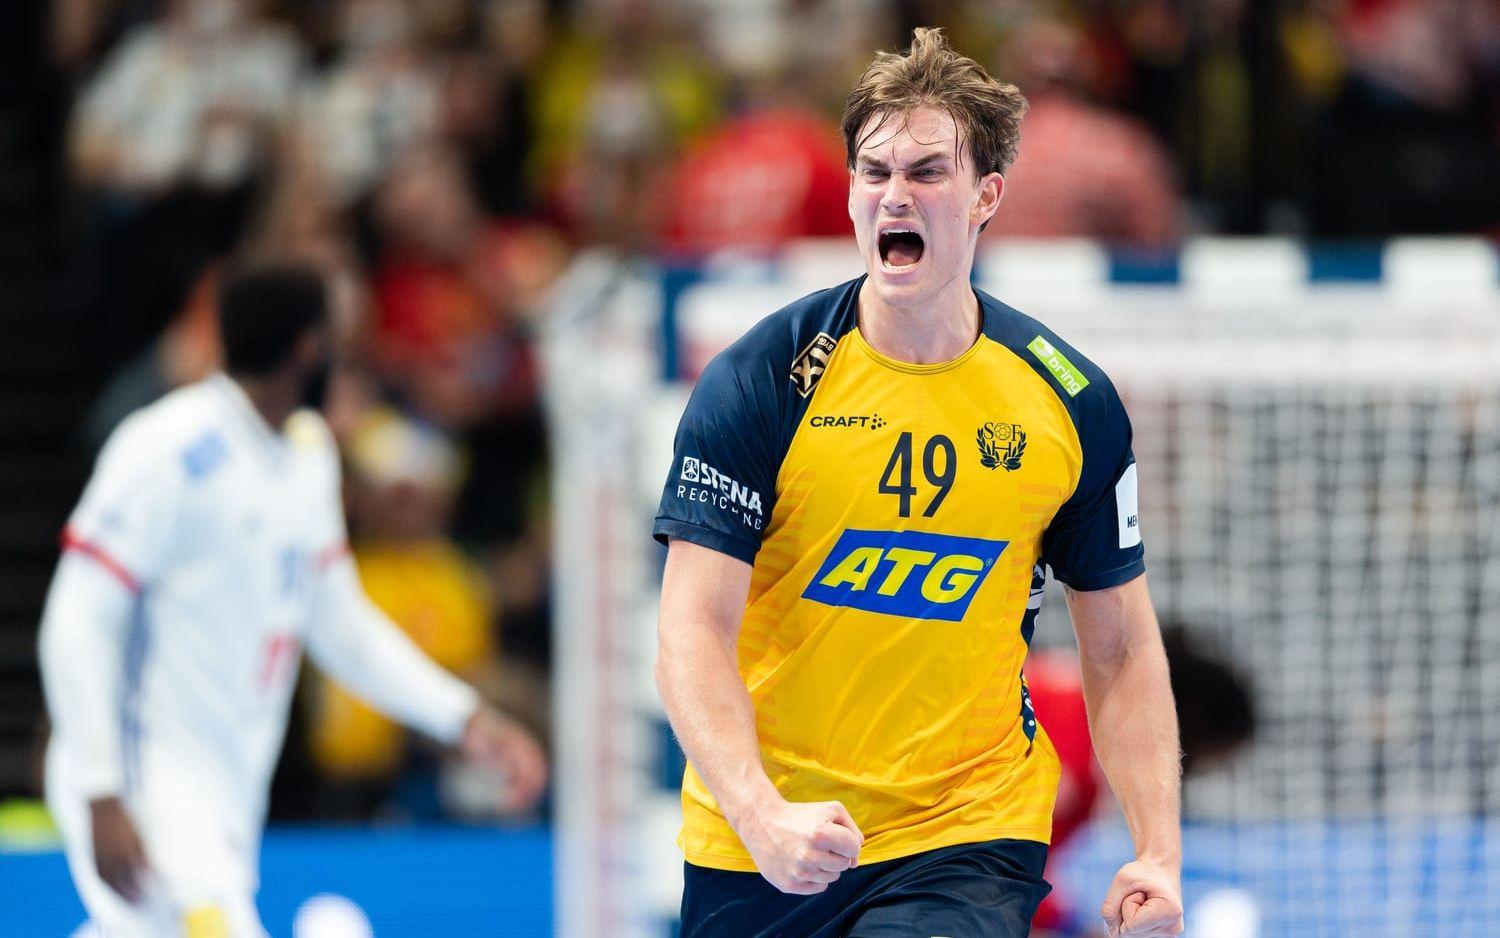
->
xmin=653 ymin=276 xmax=1144 ymax=870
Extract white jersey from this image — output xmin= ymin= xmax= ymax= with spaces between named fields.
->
xmin=39 ymin=374 xmax=478 ymax=927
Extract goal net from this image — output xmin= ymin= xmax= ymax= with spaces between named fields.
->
xmin=545 ymin=239 xmax=1500 ymax=937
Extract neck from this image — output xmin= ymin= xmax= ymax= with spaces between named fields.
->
xmin=856 ymin=276 xmax=981 ymax=365
xmin=230 ymin=372 xmax=298 ymax=432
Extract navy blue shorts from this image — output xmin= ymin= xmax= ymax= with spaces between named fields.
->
xmin=680 ymin=839 xmax=1050 ymax=937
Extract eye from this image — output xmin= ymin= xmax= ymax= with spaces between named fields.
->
xmin=862 ymin=168 xmax=889 ymax=181
xmin=916 ymin=168 xmax=942 ymax=179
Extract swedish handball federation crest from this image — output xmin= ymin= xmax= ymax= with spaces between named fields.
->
xmin=977 ymin=421 xmax=1026 ymax=471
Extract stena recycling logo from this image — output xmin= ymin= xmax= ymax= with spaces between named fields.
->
xmin=802 ymin=529 xmax=1008 ymax=621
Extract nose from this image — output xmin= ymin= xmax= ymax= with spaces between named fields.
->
xmin=880 ymin=172 xmax=913 ymax=213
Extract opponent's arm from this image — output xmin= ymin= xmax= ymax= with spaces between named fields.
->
xmin=37 ymin=550 xmax=150 ymax=901
xmin=1066 ymin=573 xmax=1184 ymax=938
xmin=655 ymin=539 xmax=862 ymax=894
xmin=305 ymin=556 xmax=546 ymax=811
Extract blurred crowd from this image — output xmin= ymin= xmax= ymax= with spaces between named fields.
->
xmin=44 ymin=0 xmax=1500 ymax=820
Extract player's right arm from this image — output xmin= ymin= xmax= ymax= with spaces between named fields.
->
xmin=655 ymin=539 xmax=862 ymax=894
xmin=39 ymin=552 xmax=153 ymax=903
xmin=38 ymin=415 xmax=181 ymax=902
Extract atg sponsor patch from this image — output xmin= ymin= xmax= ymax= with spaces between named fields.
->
xmin=802 ymin=529 xmax=1008 ymax=621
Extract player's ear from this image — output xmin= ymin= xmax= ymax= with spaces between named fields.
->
xmin=972 ymin=172 xmax=1004 ymax=229
xmin=847 ymin=169 xmax=857 ymax=221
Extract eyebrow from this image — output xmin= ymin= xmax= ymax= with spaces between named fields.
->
xmin=856 ymin=153 xmax=951 ymax=171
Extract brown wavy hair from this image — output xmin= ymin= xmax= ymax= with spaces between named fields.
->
xmin=841 ymin=27 xmax=1028 ymax=178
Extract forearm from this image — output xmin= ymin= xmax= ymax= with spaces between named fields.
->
xmin=1074 ymin=590 xmax=1182 ymax=865
xmin=655 ymin=621 xmax=778 ymax=830
xmin=38 ymin=554 xmax=134 ymax=797
xmin=308 ymin=565 xmax=479 ymax=744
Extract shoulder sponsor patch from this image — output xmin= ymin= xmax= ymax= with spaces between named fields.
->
xmin=676 ymin=455 xmax=764 ymax=531
xmin=790 ymin=332 xmax=838 ymax=398
xmin=1116 ymin=463 xmax=1141 ymax=548
xmin=1026 ymin=335 xmax=1090 ymax=398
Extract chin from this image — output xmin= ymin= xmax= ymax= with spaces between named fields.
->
xmin=867 ymin=259 xmax=933 ymax=306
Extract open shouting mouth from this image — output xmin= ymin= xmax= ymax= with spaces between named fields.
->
xmin=878 ymin=228 xmax=925 ymax=270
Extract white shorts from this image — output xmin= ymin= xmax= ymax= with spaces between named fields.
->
xmin=46 ymin=746 xmax=267 ymax=938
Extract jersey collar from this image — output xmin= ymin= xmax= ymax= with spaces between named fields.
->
xmin=851 ymin=288 xmax=989 ymax=375
xmin=208 ymin=372 xmax=292 ymax=466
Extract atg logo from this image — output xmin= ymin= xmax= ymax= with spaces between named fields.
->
xmin=801 ymin=529 xmax=1008 ymax=621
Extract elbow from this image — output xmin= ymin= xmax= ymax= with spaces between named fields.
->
xmin=1075 ymin=619 xmax=1131 ymax=675
xmin=652 ymin=618 xmax=705 ymax=707
xmin=653 ymin=612 xmax=738 ymax=708
xmin=37 ymin=599 xmax=84 ymax=687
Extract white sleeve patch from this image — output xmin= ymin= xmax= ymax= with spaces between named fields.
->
xmin=1116 ymin=463 xmax=1141 ymax=549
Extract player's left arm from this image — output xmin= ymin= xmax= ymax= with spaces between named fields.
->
xmin=306 ymin=554 xmax=547 ymax=812
xmin=1066 ymin=574 xmax=1183 ymax=938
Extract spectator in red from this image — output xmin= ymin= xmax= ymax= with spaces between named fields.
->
xmin=1028 ymin=628 xmax=1255 ymax=936
xmin=369 ymin=145 xmax=563 ymax=428
xmin=657 ymin=65 xmax=853 ymax=256
xmin=987 ymin=15 xmax=1180 ymax=247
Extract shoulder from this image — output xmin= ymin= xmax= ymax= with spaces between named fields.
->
xmin=96 ymin=382 xmax=223 ymax=482
xmin=682 ymin=278 xmax=861 ymax=455
xmin=977 ymin=288 xmax=1124 ymax=417
xmin=665 ymin=279 xmax=862 ymax=512
xmin=708 ymin=276 xmax=864 ymax=382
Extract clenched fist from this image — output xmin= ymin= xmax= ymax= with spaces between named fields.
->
xmin=1101 ymin=857 xmax=1184 ymax=937
xmin=736 ymin=798 xmax=863 ymax=895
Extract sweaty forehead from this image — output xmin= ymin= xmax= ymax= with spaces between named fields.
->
xmin=857 ymin=106 xmax=964 ymax=161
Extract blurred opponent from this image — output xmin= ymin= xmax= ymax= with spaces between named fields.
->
xmin=38 ymin=263 xmax=546 ymax=937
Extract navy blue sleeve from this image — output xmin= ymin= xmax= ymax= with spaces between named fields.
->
xmin=1041 ymin=372 xmax=1145 ymax=591
xmin=652 ymin=349 xmax=780 ymax=564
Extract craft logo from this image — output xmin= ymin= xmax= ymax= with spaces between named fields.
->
xmin=977 ymin=421 xmax=1026 ymax=471
xmin=809 ymin=413 xmax=887 ymax=430
xmin=790 ymin=332 xmax=838 ymax=398
xmin=802 ymin=529 xmax=1008 ymax=621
